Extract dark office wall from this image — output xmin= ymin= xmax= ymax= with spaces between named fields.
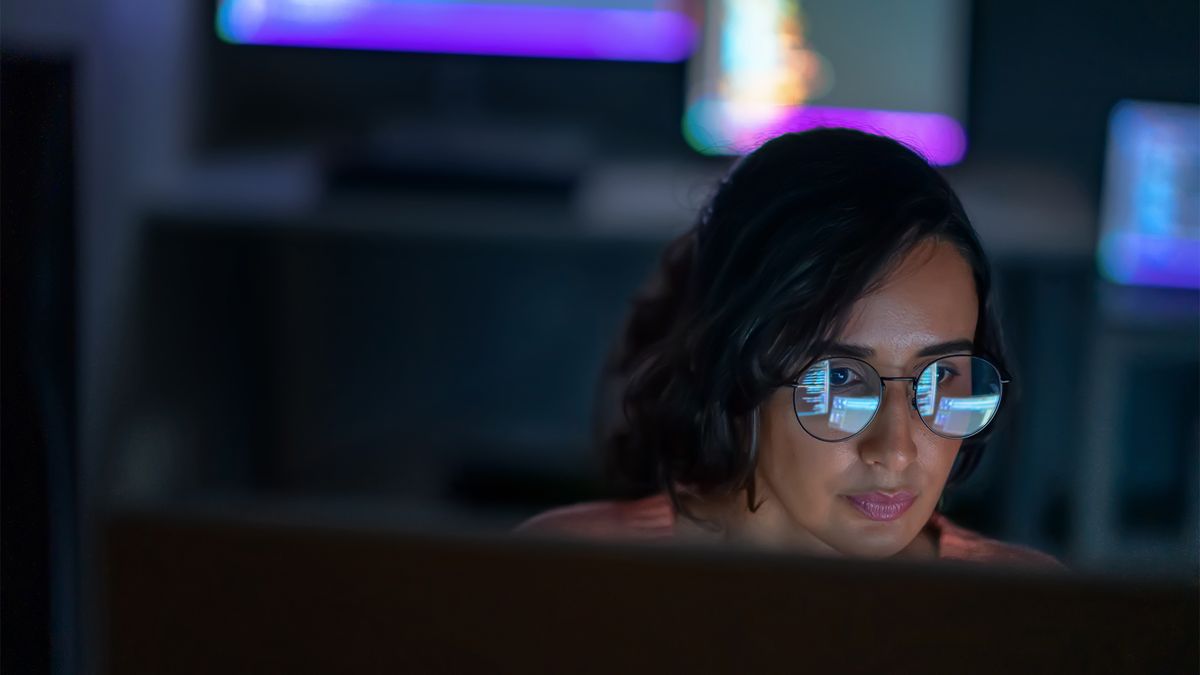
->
xmin=969 ymin=0 xmax=1200 ymax=198
xmin=1 ymin=53 xmax=80 ymax=675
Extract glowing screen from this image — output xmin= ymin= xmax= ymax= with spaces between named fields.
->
xmin=684 ymin=0 xmax=969 ymax=164
xmin=217 ymin=0 xmax=698 ymax=62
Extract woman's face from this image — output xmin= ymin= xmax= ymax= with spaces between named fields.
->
xmin=748 ymin=240 xmax=980 ymax=558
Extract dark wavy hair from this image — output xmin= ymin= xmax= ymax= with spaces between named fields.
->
xmin=602 ymin=128 xmax=1010 ymax=516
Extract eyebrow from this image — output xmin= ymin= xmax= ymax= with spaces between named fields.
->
xmin=822 ymin=338 xmax=975 ymax=360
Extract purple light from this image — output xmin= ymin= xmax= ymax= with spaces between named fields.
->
xmin=218 ymin=0 xmax=698 ymax=63
xmin=1100 ymin=231 xmax=1200 ymax=289
xmin=733 ymin=105 xmax=968 ymax=166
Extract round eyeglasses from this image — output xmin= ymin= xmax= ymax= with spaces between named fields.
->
xmin=790 ymin=355 xmax=1008 ymax=442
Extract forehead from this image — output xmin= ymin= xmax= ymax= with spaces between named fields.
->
xmin=838 ymin=241 xmax=979 ymax=363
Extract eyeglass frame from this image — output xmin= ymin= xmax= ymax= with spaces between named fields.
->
xmin=787 ymin=353 xmax=1011 ymax=442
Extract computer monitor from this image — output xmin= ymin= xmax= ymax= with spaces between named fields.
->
xmin=1097 ymin=100 xmax=1200 ymax=289
xmin=216 ymin=0 xmax=698 ymax=63
xmin=198 ymin=0 xmax=698 ymax=162
xmin=103 ymin=507 xmax=1198 ymax=673
xmin=683 ymin=0 xmax=970 ymax=165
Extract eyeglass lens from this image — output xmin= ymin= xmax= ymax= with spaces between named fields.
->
xmin=792 ymin=356 xmax=1003 ymax=441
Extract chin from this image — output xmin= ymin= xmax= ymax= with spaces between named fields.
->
xmin=828 ymin=516 xmax=922 ymax=559
xmin=834 ymin=536 xmax=910 ymax=560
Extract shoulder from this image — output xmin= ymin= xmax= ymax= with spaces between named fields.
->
xmin=930 ymin=513 xmax=1067 ymax=570
xmin=514 ymin=494 xmax=676 ymax=541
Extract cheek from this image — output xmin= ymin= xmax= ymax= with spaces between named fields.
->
xmin=918 ymin=435 xmax=963 ymax=486
xmin=757 ymin=391 xmax=858 ymax=502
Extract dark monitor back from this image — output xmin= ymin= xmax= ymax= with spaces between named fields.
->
xmin=103 ymin=509 xmax=1199 ymax=674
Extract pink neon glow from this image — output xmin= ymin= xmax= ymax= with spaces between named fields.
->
xmin=726 ymin=105 xmax=967 ymax=166
xmin=218 ymin=0 xmax=698 ymax=63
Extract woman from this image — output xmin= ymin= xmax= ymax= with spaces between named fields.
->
xmin=519 ymin=129 xmax=1060 ymax=567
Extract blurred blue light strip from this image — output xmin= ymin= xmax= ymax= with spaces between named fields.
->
xmin=217 ymin=0 xmax=698 ymax=62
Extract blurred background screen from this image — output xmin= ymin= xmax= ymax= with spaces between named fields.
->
xmin=685 ymin=0 xmax=968 ymax=162
xmin=216 ymin=0 xmax=699 ymax=62
xmin=1098 ymin=100 xmax=1200 ymax=289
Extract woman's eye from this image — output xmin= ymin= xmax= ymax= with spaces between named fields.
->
xmin=935 ymin=366 xmax=959 ymax=384
xmin=829 ymin=367 xmax=861 ymax=387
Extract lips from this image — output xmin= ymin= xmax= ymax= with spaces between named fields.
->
xmin=845 ymin=491 xmax=916 ymax=522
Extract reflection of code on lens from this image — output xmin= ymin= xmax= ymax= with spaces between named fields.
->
xmin=933 ymin=395 xmax=1001 ymax=436
xmin=796 ymin=361 xmax=829 ymax=416
xmin=829 ymin=396 xmax=879 ymax=433
xmin=916 ymin=365 xmax=937 ymax=416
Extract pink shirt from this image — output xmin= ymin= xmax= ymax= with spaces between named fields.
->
xmin=517 ymin=493 xmax=1064 ymax=568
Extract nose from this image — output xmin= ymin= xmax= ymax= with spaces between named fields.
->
xmin=856 ymin=380 xmax=918 ymax=471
